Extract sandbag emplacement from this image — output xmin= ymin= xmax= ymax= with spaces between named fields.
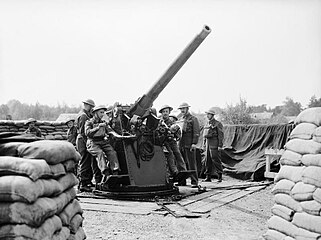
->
xmin=17 ymin=140 xmax=80 ymax=165
xmin=264 ymin=107 xmax=321 ymax=240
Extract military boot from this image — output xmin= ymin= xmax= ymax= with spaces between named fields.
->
xmin=218 ymin=173 xmax=222 ymax=182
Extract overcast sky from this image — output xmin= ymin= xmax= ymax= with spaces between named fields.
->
xmin=0 ymin=0 xmax=320 ymax=112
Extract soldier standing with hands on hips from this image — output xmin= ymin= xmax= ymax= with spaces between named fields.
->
xmin=202 ymin=107 xmax=224 ymax=182
xmin=178 ymin=102 xmax=200 ymax=188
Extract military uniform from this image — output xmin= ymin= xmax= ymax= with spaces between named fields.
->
xmin=161 ymin=117 xmax=187 ymax=174
xmin=179 ymin=112 xmax=200 ymax=185
xmin=75 ymin=109 xmax=101 ymax=189
xmin=203 ymin=117 xmax=224 ymax=181
xmin=85 ymin=117 xmax=120 ymax=176
xmin=67 ymin=125 xmax=77 ymax=146
xmin=24 ymin=126 xmax=42 ymax=137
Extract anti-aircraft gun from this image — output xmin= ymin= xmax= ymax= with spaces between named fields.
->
xmin=94 ymin=25 xmax=211 ymax=199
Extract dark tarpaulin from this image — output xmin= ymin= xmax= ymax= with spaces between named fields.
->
xmin=219 ymin=123 xmax=294 ymax=180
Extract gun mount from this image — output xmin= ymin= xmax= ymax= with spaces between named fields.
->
xmin=93 ymin=25 xmax=211 ymax=199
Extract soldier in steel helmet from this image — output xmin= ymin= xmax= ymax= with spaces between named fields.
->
xmin=202 ymin=107 xmax=224 ymax=182
xmin=24 ymin=118 xmax=42 ymax=137
xmin=75 ymin=99 xmax=102 ymax=192
xmin=177 ymin=102 xmax=200 ymax=188
xmin=159 ymin=105 xmax=187 ymax=180
xmin=66 ymin=117 xmax=77 ymax=147
xmin=85 ymin=105 xmax=120 ymax=189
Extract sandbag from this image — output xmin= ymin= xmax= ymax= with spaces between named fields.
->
xmin=293 ymin=212 xmax=321 ymax=234
xmin=313 ymin=127 xmax=321 ymax=143
xmin=0 ymin=142 xmax=25 ymax=156
xmin=300 ymin=200 xmax=321 ymax=215
xmin=58 ymin=173 xmax=79 ymax=192
xmin=18 ymin=140 xmax=80 ymax=165
xmin=275 ymin=165 xmax=305 ymax=183
xmin=274 ymin=193 xmax=303 ymax=212
xmin=59 ymin=199 xmax=83 ymax=226
xmin=0 ymin=215 xmax=62 ymax=240
xmin=69 ymin=214 xmax=84 ymax=234
xmin=285 ymin=139 xmax=321 ymax=155
xmin=272 ymin=179 xmax=295 ymax=195
xmin=52 ymin=227 xmax=70 ymax=240
xmin=290 ymin=123 xmax=317 ymax=140
xmin=271 ymin=204 xmax=295 ymax=221
xmin=0 ymin=188 xmax=76 ymax=227
xmin=67 ymin=227 xmax=86 ymax=240
xmin=302 ymin=166 xmax=321 ymax=188
xmin=0 ymin=156 xmax=52 ymax=181
xmin=280 ymin=150 xmax=302 ymax=166
xmin=295 ymin=107 xmax=321 ymax=126
xmin=284 ymin=237 xmax=295 ymax=240
xmin=291 ymin=182 xmax=316 ymax=201
xmin=302 ymin=154 xmax=321 ymax=167
xmin=262 ymin=229 xmax=286 ymax=240
xmin=295 ymin=226 xmax=321 ymax=240
xmin=267 ymin=215 xmax=297 ymax=238
xmin=0 ymin=175 xmax=61 ymax=203
xmin=49 ymin=163 xmax=66 ymax=179
xmin=313 ymin=188 xmax=321 ymax=203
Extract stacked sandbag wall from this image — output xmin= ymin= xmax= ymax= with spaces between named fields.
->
xmin=0 ymin=140 xmax=86 ymax=240
xmin=0 ymin=120 xmax=68 ymax=140
xmin=263 ymin=107 xmax=321 ymax=240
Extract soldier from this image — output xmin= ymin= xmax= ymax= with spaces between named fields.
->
xmin=178 ymin=102 xmax=200 ymax=188
xmin=24 ymin=118 xmax=42 ymax=137
xmin=85 ymin=105 xmax=120 ymax=189
xmin=159 ymin=105 xmax=187 ymax=180
xmin=202 ymin=107 xmax=224 ymax=182
xmin=66 ymin=118 xmax=77 ymax=146
xmin=75 ymin=99 xmax=101 ymax=192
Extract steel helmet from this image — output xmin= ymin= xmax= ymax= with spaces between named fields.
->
xmin=159 ymin=105 xmax=173 ymax=113
xmin=178 ymin=102 xmax=191 ymax=109
xmin=82 ymin=99 xmax=95 ymax=107
xmin=169 ymin=114 xmax=178 ymax=121
xmin=106 ymin=105 xmax=113 ymax=114
xmin=25 ymin=118 xmax=37 ymax=124
xmin=92 ymin=105 xmax=107 ymax=113
xmin=205 ymin=107 xmax=216 ymax=115
xmin=65 ymin=117 xmax=75 ymax=124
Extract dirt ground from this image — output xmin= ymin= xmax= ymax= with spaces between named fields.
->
xmin=82 ymin=178 xmax=274 ymax=240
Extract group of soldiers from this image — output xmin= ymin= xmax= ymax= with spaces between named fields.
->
xmin=23 ymin=98 xmax=224 ymax=192
xmin=67 ymin=99 xmax=224 ymax=192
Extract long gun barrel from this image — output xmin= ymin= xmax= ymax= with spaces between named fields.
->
xmin=127 ymin=25 xmax=211 ymax=117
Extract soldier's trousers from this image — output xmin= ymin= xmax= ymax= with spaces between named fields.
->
xmin=204 ymin=147 xmax=223 ymax=176
xmin=164 ymin=142 xmax=178 ymax=176
xmin=166 ymin=141 xmax=187 ymax=172
xmin=86 ymin=139 xmax=120 ymax=176
xmin=76 ymin=135 xmax=102 ymax=185
xmin=180 ymin=147 xmax=198 ymax=184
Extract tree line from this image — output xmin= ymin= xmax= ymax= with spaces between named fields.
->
xmin=0 ymin=95 xmax=320 ymax=124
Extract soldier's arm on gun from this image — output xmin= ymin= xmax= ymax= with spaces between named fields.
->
xmin=84 ymin=120 xmax=100 ymax=138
